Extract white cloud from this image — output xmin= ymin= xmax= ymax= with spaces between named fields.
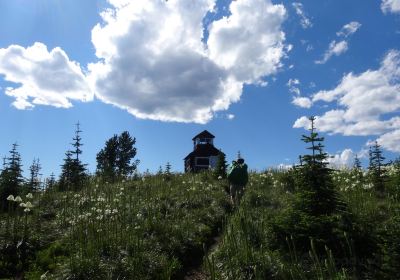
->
xmin=292 ymin=96 xmax=312 ymax=108
xmin=287 ymin=78 xmax=313 ymax=108
xmin=336 ymin=21 xmax=362 ymax=37
xmin=0 ymin=42 xmax=92 ymax=109
xmin=315 ymin=40 xmax=348 ymax=64
xmin=88 ymin=0 xmax=287 ymax=123
xmin=294 ymin=50 xmax=400 ymax=153
xmin=316 ymin=22 xmax=360 ymax=64
xmin=287 ymin=78 xmax=300 ymax=87
xmin=377 ymin=129 xmax=400 ymax=152
xmin=207 ymin=0 xmax=286 ymax=84
xmin=292 ymin=2 xmax=312 ymax=29
xmin=381 ymin=0 xmax=400 ymax=14
xmin=287 ymin=78 xmax=301 ymax=94
xmin=327 ymin=149 xmax=355 ymax=169
xmin=226 ymin=114 xmax=235 ymax=120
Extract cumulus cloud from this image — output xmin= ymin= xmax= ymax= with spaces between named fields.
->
xmin=381 ymin=0 xmax=400 ymax=14
xmin=294 ymin=50 xmax=400 ymax=153
xmin=292 ymin=2 xmax=312 ymax=29
xmin=336 ymin=21 xmax=362 ymax=37
xmin=376 ymin=129 xmax=400 ymax=152
xmin=315 ymin=40 xmax=348 ymax=64
xmin=1 ymin=0 xmax=287 ymax=124
xmin=0 ymin=42 xmax=92 ymax=109
xmin=326 ymin=149 xmax=355 ymax=169
xmin=292 ymin=96 xmax=312 ymax=108
xmin=207 ymin=0 xmax=286 ymax=84
xmin=88 ymin=0 xmax=287 ymax=123
xmin=287 ymin=78 xmax=312 ymax=108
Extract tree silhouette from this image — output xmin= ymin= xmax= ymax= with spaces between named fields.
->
xmin=0 ymin=143 xmax=24 ymax=210
xmin=368 ymin=141 xmax=386 ymax=193
xmin=59 ymin=123 xmax=87 ymax=191
xmin=96 ymin=131 xmax=139 ymax=181
xmin=28 ymin=158 xmax=41 ymax=192
xmin=214 ymin=151 xmax=227 ymax=179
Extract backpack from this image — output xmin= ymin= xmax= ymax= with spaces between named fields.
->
xmin=228 ymin=163 xmax=248 ymax=186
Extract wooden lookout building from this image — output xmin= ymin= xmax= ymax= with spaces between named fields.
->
xmin=184 ymin=130 xmax=224 ymax=172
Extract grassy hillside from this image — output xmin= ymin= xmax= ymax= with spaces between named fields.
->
xmin=1 ymin=166 xmax=400 ymax=279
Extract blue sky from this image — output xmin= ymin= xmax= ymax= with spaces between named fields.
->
xmin=0 ymin=0 xmax=400 ymax=178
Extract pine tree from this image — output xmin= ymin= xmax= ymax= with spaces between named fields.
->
xmin=72 ymin=122 xmax=83 ymax=161
xmin=0 ymin=143 xmax=24 ymax=210
xmin=164 ymin=162 xmax=172 ymax=180
xmin=273 ymin=117 xmax=350 ymax=256
xmin=117 ymin=131 xmax=138 ymax=178
xmin=165 ymin=162 xmax=171 ymax=175
xmin=214 ymin=151 xmax=227 ymax=179
xmin=59 ymin=123 xmax=87 ymax=191
xmin=28 ymin=158 xmax=42 ymax=192
xmin=96 ymin=131 xmax=139 ymax=181
xmin=295 ymin=116 xmax=343 ymax=216
xmin=354 ymin=154 xmax=362 ymax=170
xmin=368 ymin=141 xmax=386 ymax=193
xmin=46 ymin=173 xmax=56 ymax=190
xmin=353 ymin=154 xmax=363 ymax=184
xmin=96 ymin=135 xmax=119 ymax=182
xmin=59 ymin=150 xmax=73 ymax=191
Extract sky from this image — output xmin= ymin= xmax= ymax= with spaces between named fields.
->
xmin=0 ymin=0 xmax=400 ymax=178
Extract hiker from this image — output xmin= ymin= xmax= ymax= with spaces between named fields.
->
xmin=227 ymin=157 xmax=248 ymax=205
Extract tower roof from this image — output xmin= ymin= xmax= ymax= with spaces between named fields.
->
xmin=184 ymin=144 xmax=223 ymax=159
xmin=192 ymin=130 xmax=215 ymax=141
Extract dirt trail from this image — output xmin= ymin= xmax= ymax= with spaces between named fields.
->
xmin=183 ymin=235 xmax=222 ymax=280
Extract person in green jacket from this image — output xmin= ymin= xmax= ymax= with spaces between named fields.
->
xmin=227 ymin=157 xmax=248 ymax=205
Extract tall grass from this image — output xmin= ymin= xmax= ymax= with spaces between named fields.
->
xmin=207 ymin=169 xmax=400 ymax=279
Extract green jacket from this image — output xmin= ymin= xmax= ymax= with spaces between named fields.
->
xmin=227 ymin=163 xmax=248 ymax=186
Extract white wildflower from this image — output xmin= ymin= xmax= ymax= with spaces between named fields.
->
xmin=6 ymin=195 xmax=15 ymax=201
xmin=26 ymin=193 xmax=33 ymax=199
xmin=25 ymin=201 xmax=33 ymax=208
xmin=40 ymin=271 xmax=48 ymax=280
xmin=20 ymin=203 xmax=26 ymax=208
xmin=14 ymin=196 xmax=22 ymax=202
xmin=24 ymin=208 xmax=31 ymax=213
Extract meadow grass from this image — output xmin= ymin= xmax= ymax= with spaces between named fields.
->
xmin=1 ymin=168 xmax=399 ymax=279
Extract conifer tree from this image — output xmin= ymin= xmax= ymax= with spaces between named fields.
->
xmin=46 ymin=173 xmax=56 ymax=190
xmin=59 ymin=123 xmax=87 ymax=191
xmin=353 ymin=154 xmax=363 ymax=183
xmin=117 ymin=131 xmax=138 ymax=177
xmin=274 ymin=117 xmax=350 ymax=256
xmin=59 ymin=150 xmax=73 ymax=191
xmin=214 ymin=151 xmax=227 ymax=179
xmin=0 ymin=143 xmax=24 ymax=210
xmin=368 ymin=141 xmax=386 ymax=193
xmin=96 ymin=135 xmax=119 ymax=181
xmin=96 ymin=131 xmax=139 ymax=180
xmin=354 ymin=154 xmax=362 ymax=170
xmin=165 ymin=162 xmax=171 ymax=176
xmin=295 ymin=116 xmax=343 ymax=216
xmin=28 ymin=158 xmax=41 ymax=192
